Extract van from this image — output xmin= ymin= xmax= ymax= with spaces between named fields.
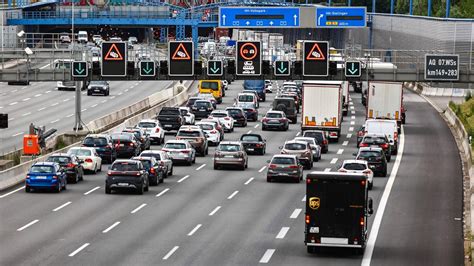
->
xmin=78 ymin=31 xmax=88 ymax=43
xmin=199 ymin=80 xmax=223 ymax=104
xmin=364 ymin=119 xmax=398 ymax=155
xmin=54 ymin=59 xmax=76 ymax=90
xmin=243 ymin=80 xmax=265 ymax=102
xmin=272 ymin=97 xmax=297 ymax=124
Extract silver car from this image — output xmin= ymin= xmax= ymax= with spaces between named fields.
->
xmin=162 ymin=140 xmax=196 ymax=166
xmin=294 ymin=137 xmax=321 ymax=162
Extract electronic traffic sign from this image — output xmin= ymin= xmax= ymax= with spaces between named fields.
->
xmin=316 ymin=7 xmax=366 ymax=28
xmin=345 ymin=60 xmax=361 ymax=77
xmin=425 ymin=54 xmax=459 ymax=81
xmin=207 ymin=60 xmax=223 ymax=76
xmin=101 ymin=42 xmax=127 ymax=77
xmin=72 ymin=61 xmax=88 ymax=78
xmin=168 ymin=41 xmax=194 ymax=76
xmin=303 ymin=41 xmax=329 ymax=77
xmin=236 ymin=41 xmax=261 ymax=76
xmin=274 ymin=60 xmax=290 ymax=76
xmin=219 ymin=7 xmax=299 ymax=28
xmin=139 ymin=61 xmax=156 ymax=77
xmin=0 ymin=113 xmax=7 ymax=129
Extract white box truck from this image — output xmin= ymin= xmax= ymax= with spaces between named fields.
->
xmin=302 ymin=81 xmax=343 ymax=142
xmin=366 ymin=81 xmax=403 ymax=127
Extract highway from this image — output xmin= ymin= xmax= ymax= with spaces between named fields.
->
xmin=0 ymin=79 xmax=173 ymax=154
xmin=0 ymin=81 xmax=463 ymax=265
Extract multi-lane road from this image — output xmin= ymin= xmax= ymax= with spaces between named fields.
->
xmin=0 ymin=80 xmax=464 ymax=265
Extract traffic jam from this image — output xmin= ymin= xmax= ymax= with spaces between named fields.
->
xmin=22 ymin=75 xmax=405 ymax=254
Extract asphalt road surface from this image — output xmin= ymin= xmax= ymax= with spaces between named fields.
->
xmin=0 ymin=81 xmax=463 ymax=265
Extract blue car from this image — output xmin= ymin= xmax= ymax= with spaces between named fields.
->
xmin=25 ymin=162 xmax=67 ymax=193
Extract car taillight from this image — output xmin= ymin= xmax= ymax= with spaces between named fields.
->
xmin=224 ymin=117 xmax=230 ymax=120
xmin=52 ymin=176 xmax=58 ymax=180
xmin=279 ymin=119 xmax=286 ymax=123
xmin=323 ymin=140 xmax=328 ymax=145
xmin=256 ymin=143 xmax=262 ymax=148
xmin=107 ymin=171 xmax=112 ymax=176
xmin=339 ymin=169 xmax=347 ymax=172
xmin=360 ymin=143 xmax=368 ymax=147
xmin=381 ymin=143 xmax=389 ymax=149
xmin=305 ymin=215 xmax=310 ymax=224
xmin=129 ymin=143 xmax=135 ymax=147
xmin=360 ymin=217 xmax=365 ymax=226
xmin=262 ymin=118 xmax=268 ymax=122
xmin=181 ymin=150 xmax=190 ymax=154
xmin=358 ymin=131 xmax=365 ymax=137
xmin=269 ymin=164 xmax=277 ymax=169
xmin=150 ymin=168 xmax=156 ymax=174
xmin=210 ymin=130 xmax=217 ymax=134
xmin=394 ymin=132 xmax=398 ymax=141
xmin=289 ymin=165 xmax=299 ymax=169
xmin=136 ymin=172 xmax=141 ymax=176
xmin=162 ymin=148 xmax=169 ymax=152
xmin=362 ymin=170 xmax=371 ymax=175
xmin=281 ymin=150 xmax=288 ymax=154
xmin=155 ymin=128 xmax=160 ymax=133
xmin=67 ymin=163 xmax=74 ymax=168
xmin=85 ymin=158 xmax=93 ymax=163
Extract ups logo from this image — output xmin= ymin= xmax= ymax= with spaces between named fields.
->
xmin=309 ymin=197 xmax=320 ymax=210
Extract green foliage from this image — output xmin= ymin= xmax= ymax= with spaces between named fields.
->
xmin=465 ymin=91 xmax=472 ymax=102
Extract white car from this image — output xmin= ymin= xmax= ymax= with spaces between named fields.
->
xmin=265 ymin=80 xmax=273 ymax=93
xmin=139 ymin=150 xmax=174 ymax=177
xmin=294 ymin=137 xmax=321 ymax=162
xmin=67 ymin=147 xmax=102 ymax=174
xmin=162 ymin=140 xmax=196 ymax=165
xmin=196 ymin=121 xmax=221 ymax=146
xmin=222 ymin=80 xmax=228 ymax=90
xmin=338 ymin=160 xmax=374 ymax=190
xmin=209 ymin=110 xmax=234 ymax=132
xmin=179 ymin=107 xmax=195 ymax=125
xmin=136 ymin=119 xmax=165 ymax=145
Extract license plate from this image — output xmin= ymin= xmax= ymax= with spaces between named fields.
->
xmin=309 ymin=227 xmax=319 ymax=233
xmin=224 ymin=155 xmax=234 ymax=158
xmin=369 ymin=165 xmax=375 ymax=168
xmin=119 ymin=144 xmax=124 ymax=147
xmin=36 ymin=176 xmax=47 ymax=179
xmin=247 ymin=148 xmax=254 ymax=151
xmin=118 ymin=183 xmax=128 ymax=186
xmin=279 ymin=173 xmax=289 ymax=176
xmin=94 ymin=89 xmax=100 ymax=92
xmin=164 ymin=125 xmax=172 ymax=128
xmin=199 ymin=108 xmax=205 ymax=111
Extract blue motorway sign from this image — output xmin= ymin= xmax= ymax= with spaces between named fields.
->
xmin=316 ymin=7 xmax=366 ymax=28
xmin=219 ymin=7 xmax=300 ymax=28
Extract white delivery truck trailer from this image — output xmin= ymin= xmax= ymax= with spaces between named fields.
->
xmin=302 ymin=81 xmax=343 ymax=142
xmin=366 ymin=81 xmax=403 ymax=127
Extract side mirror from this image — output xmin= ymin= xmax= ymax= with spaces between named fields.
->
xmin=368 ymin=198 xmax=374 ymax=216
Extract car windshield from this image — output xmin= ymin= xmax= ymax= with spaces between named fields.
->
xmin=195 ymin=101 xmax=211 ymax=108
xmin=284 ymin=143 xmax=306 ymax=150
xmin=201 ymin=81 xmax=219 ymax=90
xmin=358 ymin=151 xmax=382 ymax=158
xmin=241 ymin=135 xmax=260 ymax=142
xmin=164 ymin=143 xmax=187 ymax=149
xmin=140 ymin=152 xmax=161 ymax=160
xmin=177 ymin=131 xmax=201 ymax=137
xmin=111 ymin=162 xmax=139 ymax=171
xmin=238 ymin=95 xmax=254 ymax=102
xmin=198 ymin=124 xmax=214 ymax=130
xmin=46 ymin=156 xmax=70 ymax=164
xmin=266 ymin=113 xmax=282 ymax=118
xmin=218 ymin=144 xmax=240 ymax=152
xmin=363 ymin=136 xmax=386 ymax=144
xmin=138 ymin=122 xmax=156 ymax=128
xmin=83 ymin=137 xmax=107 ymax=146
xmin=30 ymin=165 xmax=54 ymax=173
xmin=344 ymin=163 xmax=367 ymax=170
xmin=69 ymin=149 xmax=92 ymax=156
xmin=271 ymin=157 xmax=296 ymax=165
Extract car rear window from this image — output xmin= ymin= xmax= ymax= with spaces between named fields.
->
xmin=238 ymin=95 xmax=254 ymax=102
xmin=241 ymin=135 xmax=260 ymax=142
xmin=111 ymin=134 xmax=132 ymax=141
xmin=138 ymin=122 xmax=156 ymax=128
xmin=343 ymin=163 xmax=367 ymax=171
xmin=274 ymin=99 xmax=292 ymax=107
xmin=177 ymin=131 xmax=201 ymax=137
xmin=83 ymin=137 xmax=107 ymax=146
xmin=140 ymin=152 xmax=161 ymax=160
xmin=30 ymin=165 xmax=54 ymax=173
xmin=111 ymin=162 xmax=139 ymax=171
xmin=303 ymin=132 xmax=323 ymax=142
xmin=69 ymin=149 xmax=92 ymax=156
xmin=284 ymin=143 xmax=306 ymax=150
xmin=187 ymin=98 xmax=199 ymax=105
xmin=160 ymin=109 xmax=180 ymax=116
xmin=218 ymin=144 xmax=240 ymax=152
xmin=227 ymin=109 xmax=242 ymax=115
xmin=363 ymin=136 xmax=386 ymax=144
xmin=266 ymin=112 xmax=282 ymax=118
xmin=195 ymin=101 xmax=211 ymax=108
xmin=271 ymin=157 xmax=295 ymax=165
xmin=164 ymin=143 xmax=187 ymax=149
xmin=46 ymin=156 xmax=70 ymax=164
xmin=201 ymin=81 xmax=219 ymax=90
xmin=358 ymin=151 xmax=382 ymax=158
xmin=198 ymin=124 xmax=214 ymax=130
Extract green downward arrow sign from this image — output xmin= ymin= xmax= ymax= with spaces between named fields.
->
xmin=348 ymin=63 xmax=358 ymax=75
xmin=143 ymin=62 xmax=153 ymax=74
xmin=75 ymin=63 xmax=85 ymax=75
xmin=277 ymin=62 xmax=287 ymax=74
xmin=210 ymin=61 xmax=220 ymax=74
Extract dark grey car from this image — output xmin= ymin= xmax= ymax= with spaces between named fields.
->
xmin=266 ymin=155 xmax=303 ymax=183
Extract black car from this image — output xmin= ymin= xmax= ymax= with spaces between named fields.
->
xmin=360 ymin=133 xmax=392 ymax=162
xmin=226 ymin=107 xmax=247 ymax=127
xmin=240 ymin=133 xmax=266 ymax=155
xmin=241 ymin=106 xmax=258 ymax=122
xmin=262 ymin=110 xmax=289 ymax=131
xmin=272 ymin=97 xmax=297 ymax=124
xmin=157 ymin=107 xmax=184 ymax=131
xmin=46 ymin=153 xmax=84 ymax=183
xmin=355 ymin=147 xmax=388 ymax=177
xmin=105 ymin=160 xmax=149 ymax=194
xmin=186 ymin=97 xmax=202 ymax=108
xmin=132 ymin=156 xmax=164 ymax=185
xmin=122 ymin=128 xmax=151 ymax=151
xmin=191 ymin=100 xmax=214 ymax=119
xmin=82 ymin=134 xmax=117 ymax=163
xmin=302 ymin=130 xmax=329 ymax=154
xmin=87 ymin=80 xmax=110 ymax=96
xmin=110 ymin=133 xmax=141 ymax=158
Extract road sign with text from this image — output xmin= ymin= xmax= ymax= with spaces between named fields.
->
xmin=139 ymin=61 xmax=156 ymax=77
xmin=207 ymin=60 xmax=223 ymax=76
xmin=219 ymin=7 xmax=300 ymax=28
xmin=274 ymin=60 xmax=290 ymax=76
xmin=236 ymin=41 xmax=261 ymax=76
xmin=303 ymin=41 xmax=329 ymax=77
xmin=345 ymin=61 xmax=361 ymax=77
xmin=316 ymin=7 xmax=367 ymax=28
xmin=425 ymin=54 xmax=459 ymax=81
xmin=168 ymin=41 xmax=194 ymax=76
xmin=72 ymin=61 xmax=88 ymax=78
xmin=101 ymin=42 xmax=127 ymax=77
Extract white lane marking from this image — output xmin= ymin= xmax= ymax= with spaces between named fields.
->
xmin=11 ymin=89 xmax=17 ymax=92
xmin=350 ymin=121 xmax=355 ymax=125
xmin=39 ymin=63 xmax=51 ymax=69
xmin=34 ymin=94 xmax=42 ymax=97
xmin=258 ymin=166 xmax=267 ymax=173
xmin=66 ymin=113 xmax=74 ymax=118
xmin=362 ymin=126 xmax=405 ymax=266
xmin=101 ymin=100 xmax=107 ymax=103
xmin=91 ymin=104 xmax=98 ymax=108
xmin=156 ymin=188 xmax=170 ymax=197
xmin=349 ymin=101 xmax=354 ymax=105
xmin=244 ymin=177 xmax=254 ymax=185
xmin=110 ymin=96 xmax=116 ymax=99
xmin=22 ymin=98 xmax=31 ymax=101
xmin=84 ymin=186 xmax=100 ymax=195
xmin=68 ymin=243 xmax=90 ymax=257
xmin=50 ymin=102 xmax=58 ymax=106
xmin=350 ymin=106 xmax=355 ymax=110
xmin=351 ymin=110 xmax=355 ymax=114
xmin=52 ymin=201 xmax=72 ymax=212
xmin=63 ymin=98 xmax=70 ymax=102
xmin=163 ymin=246 xmax=179 ymax=260
xmin=290 ymin=208 xmax=302 ymax=219
xmin=330 ymin=158 xmax=338 ymax=164
xmin=8 ymin=118 xmax=15 ymax=121
xmin=324 ymin=168 xmax=331 ymax=172
xmin=0 ymin=186 xmax=25 ymax=198
xmin=81 ymin=109 xmax=87 ymax=112
xmin=351 ymin=115 xmax=355 ymax=119
xmin=259 ymin=249 xmax=276 ymax=263
xmin=247 ymin=130 xmax=252 ymax=134
xmin=9 ymin=102 xmax=18 ymax=106
xmin=177 ymin=175 xmax=190 ymax=183
xmin=276 ymin=227 xmax=290 ymax=239
xmin=12 ymin=132 xmax=24 ymax=137
xmin=342 ymin=141 xmax=349 ymax=146
xmin=254 ymin=124 xmax=259 ymax=128
xmin=21 ymin=86 xmax=27 ymax=90
xmin=22 ymin=112 xmax=31 ymax=117
xmin=50 ymin=119 xmax=60 ymax=124
xmin=38 ymin=107 xmax=46 ymax=111
xmin=102 ymin=221 xmax=120 ymax=233
xmin=302 ymin=195 xmax=306 ymax=202
xmin=125 ymin=89 xmax=129 ymax=92
xmin=337 ymin=149 xmax=344 ymax=155
xmin=118 ymin=92 xmax=123 ymax=96
xmin=349 ymin=127 xmax=354 ymax=132
xmin=196 ymin=164 xmax=206 ymax=171
xmin=346 ymin=133 xmax=353 ymax=138
xmin=209 ymin=206 xmax=221 ymax=216
xmin=296 ymin=132 xmax=301 ymax=136
xmin=45 ymin=90 xmax=51 ymax=94
xmin=130 ymin=203 xmax=147 ymax=214
xmin=17 ymin=219 xmax=39 ymax=232
xmin=227 ymin=190 xmax=239 ymax=200
xmin=187 ymin=224 xmax=202 ymax=236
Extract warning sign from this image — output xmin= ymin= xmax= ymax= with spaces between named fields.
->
xmin=168 ymin=41 xmax=194 ymax=76
xmin=303 ymin=41 xmax=329 ymax=77
xmin=236 ymin=41 xmax=261 ymax=76
xmin=101 ymin=42 xmax=127 ymax=77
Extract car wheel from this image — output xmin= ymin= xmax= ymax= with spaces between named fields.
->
xmin=63 ymin=180 xmax=67 ymax=190
xmin=383 ymin=168 xmax=388 ymax=177
xmin=87 ymin=91 xmax=91 ymax=96
xmin=192 ymin=156 xmax=196 ymax=163
xmin=137 ymin=184 xmax=144 ymax=195
xmin=93 ymin=164 xmax=98 ymax=174
xmin=261 ymin=148 xmax=265 ymax=155
xmin=214 ymin=164 xmax=218 ymax=170
xmin=245 ymin=160 xmax=248 ymax=168
xmin=159 ymin=173 xmax=164 ymax=184
xmin=368 ymin=181 xmax=373 ymax=190
xmin=98 ymin=163 xmax=102 ymax=172
xmin=80 ymin=170 xmax=84 ymax=181
xmin=144 ymin=181 xmax=149 ymax=192
xmin=105 ymin=186 xmax=111 ymax=194
xmin=187 ymin=160 xmax=193 ymax=166
xmin=169 ymin=166 xmax=173 ymax=176
xmin=267 ymin=177 xmax=271 ymax=182
xmin=25 ymin=186 xmax=31 ymax=193
xmin=55 ymin=183 xmax=62 ymax=193
xmin=387 ymin=156 xmax=391 ymax=162
xmin=262 ymin=125 xmax=266 ymax=131
xmin=150 ymin=177 xmax=158 ymax=186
